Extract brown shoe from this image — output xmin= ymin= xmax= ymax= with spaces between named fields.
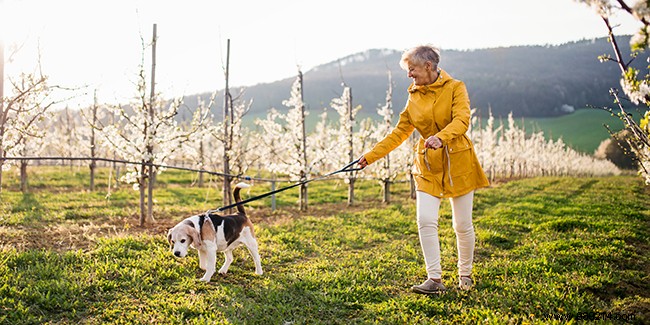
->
xmin=411 ymin=279 xmax=446 ymax=294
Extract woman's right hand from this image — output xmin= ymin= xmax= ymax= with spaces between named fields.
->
xmin=358 ymin=156 xmax=368 ymax=168
xmin=425 ymin=135 xmax=443 ymax=149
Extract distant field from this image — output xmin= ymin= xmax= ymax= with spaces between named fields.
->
xmin=509 ymin=109 xmax=630 ymax=154
xmin=244 ymin=107 xmax=637 ymax=155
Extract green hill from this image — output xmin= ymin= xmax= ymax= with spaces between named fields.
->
xmin=182 ymin=36 xmax=648 ymax=121
xmin=516 ymin=108 xmax=630 ymax=154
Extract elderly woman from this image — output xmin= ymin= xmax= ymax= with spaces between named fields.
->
xmin=358 ymin=45 xmax=489 ymax=294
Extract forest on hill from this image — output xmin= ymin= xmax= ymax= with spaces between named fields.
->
xmin=182 ymin=36 xmax=647 ymax=121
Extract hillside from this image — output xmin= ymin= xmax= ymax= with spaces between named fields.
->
xmin=520 ymin=108 xmax=627 ymax=153
xmin=182 ymin=36 xmax=647 ymax=121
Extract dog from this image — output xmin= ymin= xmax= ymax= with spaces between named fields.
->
xmin=167 ymin=182 xmax=263 ymax=282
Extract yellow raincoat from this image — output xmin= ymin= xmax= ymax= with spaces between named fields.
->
xmin=363 ymin=69 xmax=489 ymax=198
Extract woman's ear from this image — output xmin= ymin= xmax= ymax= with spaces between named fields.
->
xmin=424 ymin=61 xmax=432 ymax=71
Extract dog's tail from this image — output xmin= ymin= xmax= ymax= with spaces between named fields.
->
xmin=233 ymin=182 xmax=251 ymax=214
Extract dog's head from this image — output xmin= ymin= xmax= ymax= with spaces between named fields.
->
xmin=167 ymin=220 xmax=201 ymax=257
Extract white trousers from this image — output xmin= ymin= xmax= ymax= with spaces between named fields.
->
xmin=416 ymin=190 xmax=475 ymax=279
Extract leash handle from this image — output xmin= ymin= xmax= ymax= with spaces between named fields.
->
xmin=331 ymin=158 xmax=364 ymax=175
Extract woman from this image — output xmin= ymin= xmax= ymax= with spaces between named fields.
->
xmin=358 ymin=45 xmax=489 ymax=294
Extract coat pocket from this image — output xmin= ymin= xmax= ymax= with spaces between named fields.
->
xmin=447 ymin=137 xmax=474 ymax=177
xmin=415 ymin=147 xmax=444 ymax=175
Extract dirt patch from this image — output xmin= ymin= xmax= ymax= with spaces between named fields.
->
xmin=0 ymin=217 xmax=174 ymax=252
xmin=0 ymin=199 xmax=405 ymax=253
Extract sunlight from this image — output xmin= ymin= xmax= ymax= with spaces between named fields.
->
xmin=0 ymin=0 xmax=46 ymax=74
xmin=1 ymin=0 xmax=34 ymax=47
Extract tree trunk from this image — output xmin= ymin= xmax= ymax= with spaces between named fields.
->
xmin=298 ymin=70 xmax=308 ymax=211
xmin=147 ymin=164 xmax=154 ymax=223
xmin=300 ymin=183 xmax=308 ymax=211
xmin=383 ymin=179 xmax=390 ymax=203
xmin=222 ymin=39 xmax=232 ymax=209
xmin=409 ymin=171 xmax=416 ymax=200
xmin=223 ymin=159 xmax=232 ymax=207
xmin=346 ymin=87 xmax=355 ymax=206
xmin=139 ymin=162 xmax=147 ymax=226
xmin=382 ymin=148 xmax=391 ymax=203
xmin=347 ymin=178 xmax=355 ymax=205
xmin=271 ymin=178 xmax=277 ymax=211
xmin=89 ymin=91 xmax=98 ymax=191
xmin=198 ymin=140 xmax=204 ymax=187
xmin=0 ymin=153 xmax=4 ymax=194
xmin=146 ymin=23 xmax=157 ymax=224
xmin=20 ymin=160 xmax=27 ymax=192
xmin=89 ymin=160 xmax=96 ymax=191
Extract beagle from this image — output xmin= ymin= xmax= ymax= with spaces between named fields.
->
xmin=167 ymin=182 xmax=263 ymax=282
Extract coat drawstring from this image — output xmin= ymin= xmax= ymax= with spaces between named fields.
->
xmin=422 ymin=145 xmax=454 ymax=188
xmin=445 ymin=145 xmax=454 ymax=187
xmin=423 ymin=147 xmax=431 ymax=171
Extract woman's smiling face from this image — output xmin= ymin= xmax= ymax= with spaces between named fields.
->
xmin=407 ymin=61 xmax=434 ymax=86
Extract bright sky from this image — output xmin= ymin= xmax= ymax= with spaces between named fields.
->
xmin=0 ymin=0 xmax=642 ymax=108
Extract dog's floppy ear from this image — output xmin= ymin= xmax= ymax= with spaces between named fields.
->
xmin=167 ymin=228 xmax=173 ymax=249
xmin=188 ymin=226 xmax=202 ymax=249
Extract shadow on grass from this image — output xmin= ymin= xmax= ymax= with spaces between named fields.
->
xmin=11 ymin=192 xmax=44 ymax=222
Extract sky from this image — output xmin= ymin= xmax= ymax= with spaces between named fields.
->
xmin=0 ymin=0 xmax=642 ymax=108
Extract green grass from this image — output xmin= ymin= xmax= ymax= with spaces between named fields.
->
xmin=0 ymin=167 xmax=648 ymax=324
xmin=517 ymin=108 xmax=630 ymax=154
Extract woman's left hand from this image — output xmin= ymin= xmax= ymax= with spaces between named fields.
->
xmin=425 ymin=136 xmax=443 ymax=149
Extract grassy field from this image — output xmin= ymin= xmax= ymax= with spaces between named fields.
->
xmin=515 ymin=108 xmax=629 ymax=154
xmin=0 ymin=167 xmax=648 ymax=324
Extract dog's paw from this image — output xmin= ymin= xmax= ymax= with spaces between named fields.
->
xmin=218 ymin=268 xmax=228 ymax=275
xmin=199 ymin=271 xmax=215 ymax=282
xmin=255 ymin=269 xmax=263 ymax=275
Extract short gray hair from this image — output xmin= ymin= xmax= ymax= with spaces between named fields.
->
xmin=399 ymin=45 xmax=441 ymax=70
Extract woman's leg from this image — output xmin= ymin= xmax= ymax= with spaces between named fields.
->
xmin=416 ymin=191 xmax=443 ymax=279
xmin=450 ymin=190 xmax=475 ymax=277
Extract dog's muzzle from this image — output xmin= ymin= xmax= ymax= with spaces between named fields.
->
xmin=174 ymin=251 xmax=182 ymax=257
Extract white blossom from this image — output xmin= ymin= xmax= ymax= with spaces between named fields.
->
xmin=621 ymin=77 xmax=650 ymax=105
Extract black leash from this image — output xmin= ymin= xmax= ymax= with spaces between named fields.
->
xmin=209 ymin=159 xmax=363 ymax=213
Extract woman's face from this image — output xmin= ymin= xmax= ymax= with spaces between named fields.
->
xmin=407 ymin=61 xmax=434 ymax=86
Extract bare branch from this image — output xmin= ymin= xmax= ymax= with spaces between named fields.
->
xmin=602 ymin=16 xmax=629 ymax=74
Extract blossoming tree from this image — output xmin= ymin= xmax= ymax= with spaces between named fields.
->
xmin=365 ymin=71 xmax=413 ymax=202
xmin=255 ymin=71 xmax=312 ymax=210
xmin=576 ymin=0 xmax=650 ymax=184
xmin=0 ymin=50 xmax=56 ymax=192
xmin=330 ymin=85 xmax=363 ymax=204
xmin=98 ymin=25 xmax=208 ymax=225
